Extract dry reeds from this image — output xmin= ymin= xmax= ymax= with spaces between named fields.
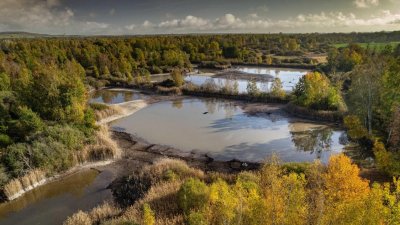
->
xmin=145 ymin=158 xmax=205 ymax=183
xmin=63 ymin=210 xmax=92 ymax=225
xmin=3 ymin=169 xmax=46 ymax=200
xmin=89 ymin=202 xmax=122 ymax=222
xmin=156 ymin=86 xmax=182 ymax=95
xmin=64 ymin=202 xmax=121 ymax=225
xmin=116 ymin=180 xmax=183 ymax=225
xmin=79 ymin=125 xmax=121 ymax=163
xmin=3 ymin=179 xmax=23 ymax=199
xmin=94 ymin=105 xmax=125 ymax=121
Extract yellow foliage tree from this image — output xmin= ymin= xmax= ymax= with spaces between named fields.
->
xmin=323 ymin=154 xmax=369 ymax=204
xmin=209 ymin=179 xmax=238 ymax=225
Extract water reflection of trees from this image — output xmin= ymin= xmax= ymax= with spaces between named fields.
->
xmin=97 ymin=91 xmax=116 ymax=104
xmin=290 ymin=127 xmax=334 ymax=158
xmin=93 ymin=91 xmax=137 ymax=104
xmin=172 ymin=99 xmax=183 ymax=109
xmin=124 ymin=92 xmax=134 ymax=102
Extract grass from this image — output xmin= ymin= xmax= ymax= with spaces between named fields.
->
xmin=334 ymin=42 xmax=400 ymax=52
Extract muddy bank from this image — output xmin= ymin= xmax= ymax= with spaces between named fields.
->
xmin=110 ymin=131 xmax=261 ymax=175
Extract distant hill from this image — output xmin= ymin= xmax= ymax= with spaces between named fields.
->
xmin=0 ymin=32 xmax=52 ymax=39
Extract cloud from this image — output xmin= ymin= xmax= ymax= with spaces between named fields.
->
xmin=109 ymin=8 xmax=116 ymax=16
xmin=354 ymin=0 xmax=379 ymax=8
xmin=142 ymin=20 xmax=154 ymax=28
xmin=0 ymin=0 xmax=74 ymax=32
xmin=127 ymin=10 xmax=400 ymax=33
xmin=125 ymin=24 xmax=137 ymax=30
xmin=85 ymin=21 xmax=109 ymax=29
xmin=249 ymin=13 xmax=259 ymax=19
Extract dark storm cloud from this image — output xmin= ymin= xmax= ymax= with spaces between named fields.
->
xmin=0 ymin=0 xmax=399 ymax=34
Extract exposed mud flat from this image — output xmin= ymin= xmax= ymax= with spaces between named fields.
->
xmin=212 ymin=70 xmax=274 ymax=82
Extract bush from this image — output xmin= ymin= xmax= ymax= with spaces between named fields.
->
xmin=0 ymin=134 xmax=12 ymax=147
xmin=188 ymin=211 xmax=208 ymax=225
xmin=246 ymin=80 xmax=259 ymax=96
xmin=270 ymin=77 xmax=286 ymax=99
xmin=178 ymin=178 xmax=209 ymax=215
xmin=143 ymin=203 xmax=155 ymax=225
xmin=171 ymin=69 xmax=184 ymax=87
xmin=112 ymin=174 xmax=152 ymax=207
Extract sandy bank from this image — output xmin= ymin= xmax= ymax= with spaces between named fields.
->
xmin=97 ymin=100 xmax=148 ymax=125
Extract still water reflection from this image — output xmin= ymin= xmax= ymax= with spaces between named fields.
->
xmin=111 ymin=98 xmax=346 ymax=163
xmin=0 ymin=169 xmax=113 ymax=225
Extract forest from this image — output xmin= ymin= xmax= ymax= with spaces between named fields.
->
xmin=0 ymin=32 xmax=399 ymax=224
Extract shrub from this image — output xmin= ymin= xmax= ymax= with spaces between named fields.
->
xmin=111 ymin=174 xmax=152 ymax=207
xmin=143 ymin=203 xmax=155 ymax=225
xmin=188 ymin=211 xmax=208 ymax=225
xmin=246 ymin=80 xmax=259 ymax=96
xmin=270 ymin=77 xmax=286 ymax=99
xmin=178 ymin=178 xmax=209 ymax=215
xmin=344 ymin=115 xmax=369 ymax=140
xmin=171 ymin=69 xmax=184 ymax=87
xmin=0 ymin=134 xmax=12 ymax=147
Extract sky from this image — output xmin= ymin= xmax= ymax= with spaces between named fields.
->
xmin=0 ymin=0 xmax=400 ymax=35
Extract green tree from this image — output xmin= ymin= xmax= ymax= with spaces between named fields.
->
xmin=171 ymin=69 xmax=184 ymax=87
xmin=270 ymin=77 xmax=286 ymax=99
xmin=246 ymin=80 xmax=259 ymax=97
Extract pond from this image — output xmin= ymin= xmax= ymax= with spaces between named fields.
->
xmin=185 ymin=66 xmax=308 ymax=93
xmin=0 ymin=169 xmax=114 ymax=225
xmin=90 ymin=89 xmax=147 ymax=104
xmin=110 ymin=98 xmax=347 ymax=163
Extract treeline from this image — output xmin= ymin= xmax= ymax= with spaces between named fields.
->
xmin=0 ymin=46 xmax=98 ymax=189
xmin=320 ymin=41 xmax=400 ymax=176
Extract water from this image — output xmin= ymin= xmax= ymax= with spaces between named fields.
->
xmin=236 ymin=66 xmax=308 ymax=90
xmin=90 ymin=89 xmax=147 ymax=104
xmin=111 ymin=98 xmax=346 ymax=163
xmin=185 ymin=67 xmax=308 ymax=93
xmin=0 ymin=169 xmax=114 ymax=225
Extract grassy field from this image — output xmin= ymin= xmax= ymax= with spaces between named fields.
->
xmin=334 ymin=42 xmax=400 ymax=51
